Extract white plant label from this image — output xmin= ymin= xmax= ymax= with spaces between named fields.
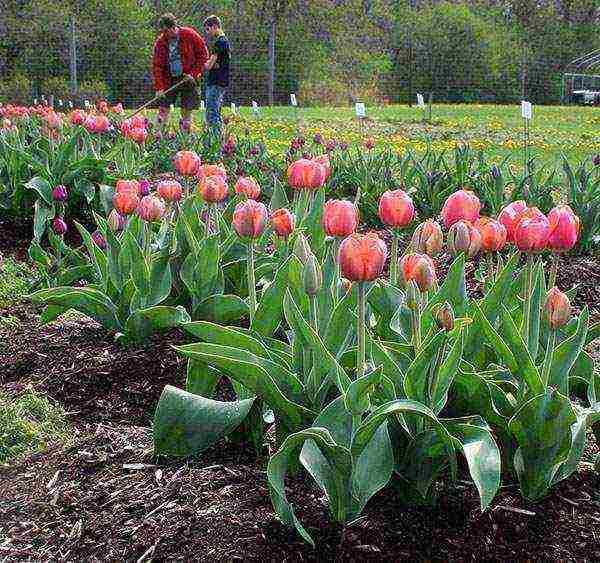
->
xmin=59 ymin=99 xmax=63 ymax=106
xmin=521 ymin=101 xmax=532 ymax=120
xmin=34 ymin=98 xmax=38 ymax=105
xmin=252 ymin=100 xmax=259 ymax=114
xmin=417 ymin=94 xmax=425 ymax=109
xmin=200 ymin=100 xmax=205 ymax=111
xmin=231 ymin=102 xmax=237 ymax=115
xmin=355 ymin=102 xmax=366 ymax=118
xmin=69 ymin=101 xmax=73 ymax=109
xmin=290 ymin=93 xmax=297 ymax=107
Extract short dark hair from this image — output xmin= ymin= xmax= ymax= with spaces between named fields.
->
xmin=158 ymin=13 xmax=177 ymax=30
xmin=203 ymin=15 xmax=221 ymax=29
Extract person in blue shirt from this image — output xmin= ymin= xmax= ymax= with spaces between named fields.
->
xmin=203 ymin=15 xmax=230 ymax=141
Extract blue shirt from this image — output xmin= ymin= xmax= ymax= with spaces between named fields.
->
xmin=168 ymin=36 xmax=183 ymax=77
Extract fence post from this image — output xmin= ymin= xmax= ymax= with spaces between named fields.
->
xmin=69 ymin=15 xmax=78 ymax=96
xmin=268 ymin=17 xmax=276 ymax=106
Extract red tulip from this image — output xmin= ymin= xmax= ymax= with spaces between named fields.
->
xmin=547 ymin=205 xmax=580 ymax=252
xmin=544 ymin=287 xmax=571 ymax=329
xmin=233 ymin=200 xmax=268 ymax=239
xmin=70 ymin=110 xmax=87 ymax=126
xmin=138 ymin=195 xmax=166 ymax=222
xmin=363 ymin=137 xmax=375 ymax=151
xmin=287 ymin=158 xmax=327 ymax=190
xmin=498 ymin=200 xmax=527 ymax=243
xmin=113 ymin=190 xmax=140 ymax=216
xmin=378 ymin=190 xmax=415 ymax=228
xmin=199 ymin=175 xmax=229 ymax=203
xmin=474 ymin=217 xmax=507 ymax=253
xmin=338 ymin=233 xmax=387 ymax=282
xmin=400 ymin=253 xmax=437 ymax=292
xmin=157 ymin=180 xmax=183 ymax=203
xmin=514 ymin=207 xmax=550 ymax=253
xmin=441 ymin=189 xmax=481 ymax=228
xmin=323 ymin=199 xmax=358 ymax=237
xmin=115 ymin=179 xmax=140 ymax=196
xmin=411 ymin=220 xmax=444 ymax=256
xmin=173 ymin=150 xmax=201 ymax=176
xmin=271 ymin=208 xmax=295 ymax=237
xmin=128 ymin=127 xmax=148 ymax=144
xmin=197 ymin=163 xmax=227 ymax=181
xmin=235 ymin=176 xmax=261 ymax=199
xmin=313 ymin=154 xmax=331 ymax=180
xmin=111 ymin=103 xmax=124 ymax=114
xmin=44 ymin=111 xmax=63 ymax=130
xmin=447 ymin=221 xmax=482 ymax=257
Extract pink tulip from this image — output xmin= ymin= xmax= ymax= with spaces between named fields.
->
xmin=441 ymin=189 xmax=481 ymax=228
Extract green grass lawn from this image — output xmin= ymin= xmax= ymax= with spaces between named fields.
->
xmin=177 ymin=103 xmax=600 ymax=163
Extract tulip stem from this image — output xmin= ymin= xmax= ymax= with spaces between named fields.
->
xmin=333 ymin=238 xmax=341 ymax=305
xmin=357 ymin=282 xmax=366 ymax=379
xmin=247 ymin=242 xmax=257 ymax=324
xmin=541 ymin=329 xmax=556 ymax=389
xmin=487 ymin=253 xmax=496 ymax=285
xmin=548 ymin=254 xmax=558 ymax=289
xmin=411 ymin=293 xmax=422 ymax=352
xmin=522 ymin=255 xmax=535 ymax=346
xmin=390 ymin=231 xmax=399 ymax=286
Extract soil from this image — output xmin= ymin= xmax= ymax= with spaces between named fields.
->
xmin=0 ymin=216 xmax=32 ymax=261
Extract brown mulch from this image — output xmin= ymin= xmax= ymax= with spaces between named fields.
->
xmin=0 ymin=216 xmax=31 ymax=261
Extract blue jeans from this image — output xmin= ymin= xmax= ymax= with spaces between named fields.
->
xmin=206 ymin=84 xmax=226 ymax=138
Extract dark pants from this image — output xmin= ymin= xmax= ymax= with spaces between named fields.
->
xmin=158 ymin=79 xmax=200 ymax=110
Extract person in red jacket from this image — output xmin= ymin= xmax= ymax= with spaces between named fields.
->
xmin=153 ymin=13 xmax=209 ymax=134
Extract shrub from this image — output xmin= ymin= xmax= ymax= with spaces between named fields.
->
xmin=0 ymin=74 xmax=32 ymax=105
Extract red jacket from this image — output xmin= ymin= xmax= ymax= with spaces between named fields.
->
xmin=152 ymin=27 xmax=209 ymax=91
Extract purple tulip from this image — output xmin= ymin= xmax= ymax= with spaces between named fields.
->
xmin=52 ymin=217 xmax=68 ymax=235
xmin=593 ymin=154 xmax=600 ymax=167
xmin=92 ymin=230 xmax=107 ymax=250
xmin=313 ymin=133 xmax=324 ymax=145
xmin=139 ymin=179 xmax=151 ymax=197
xmin=52 ymin=185 xmax=68 ymax=202
xmin=108 ymin=209 xmax=126 ymax=232
xmin=325 ymin=139 xmax=337 ymax=153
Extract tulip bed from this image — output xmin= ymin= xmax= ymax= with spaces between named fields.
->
xmin=1 ymin=101 xmax=600 ymax=556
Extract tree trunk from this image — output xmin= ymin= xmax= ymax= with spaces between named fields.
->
xmin=268 ymin=17 xmax=276 ymax=106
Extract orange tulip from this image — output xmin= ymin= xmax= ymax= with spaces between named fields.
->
xmin=199 ymin=175 xmax=229 ymax=203
xmin=138 ymin=195 xmax=166 ymax=222
xmin=113 ymin=190 xmax=140 ymax=216
xmin=447 ymin=221 xmax=482 ymax=257
xmin=173 ymin=150 xmax=201 ymax=176
xmin=514 ymin=207 xmax=550 ymax=253
xmin=270 ymin=208 xmax=295 ymax=237
xmin=157 ymin=180 xmax=183 ymax=202
xmin=115 ymin=179 xmax=140 ymax=196
xmin=197 ymin=163 xmax=227 ymax=181
xmin=498 ymin=200 xmax=527 ymax=243
xmin=547 ymin=205 xmax=580 ymax=252
xmin=313 ymin=154 xmax=331 ymax=180
xmin=233 ymin=200 xmax=268 ymax=239
xmin=400 ymin=253 xmax=437 ymax=292
xmin=474 ymin=217 xmax=507 ymax=252
xmin=287 ymin=158 xmax=327 ymax=190
xmin=338 ymin=233 xmax=387 ymax=282
xmin=378 ymin=190 xmax=415 ymax=228
xmin=411 ymin=220 xmax=444 ymax=256
xmin=323 ymin=199 xmax=358 ymax=237
xmin=70 ymin=110 xmax=86 ymax=126
xmin=235 ymin=176 xmax=261 ymax=199
xmin=544 ymin=287 xmax=571 ymax=329
xmin=441 ymin=189 xmax=481 ymax=228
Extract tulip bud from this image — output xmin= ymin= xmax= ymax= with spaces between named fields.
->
xmin=547 ymin=205 xmax=580 ymax=253
xmin=293 ymin=233 xmax=312 ymax=264
xmin=138 ymin=195 xmax=166 ymax=222
xmin=199 ymin=175 xmax=229 ymax=203
xmin=474 ymin=217 xmax=507 ymax=253
xmin=173 ymin=150 xmax=201 ymax=176
xmin=287 ymin=158 xmax=327 ymax=190
xmin=197 ymin=163 xmax=227 ymax=182
xmin=447 ymin=221 xmax=482 ymax=258
xmin=157 ymin=180 xmax=183 ymax=203
xmin=108 ymin=209 xmax=126 ymax=232
xmin=378 ymin=190 xmax=415 ymax=228
xmin=341 ymin=278 xmax=352 ymax=294
xmin=323 ymin=199 xmax=358 ymax=237
xmin=270 ymin=208 xmax=295 ymax=238
xmin=498 ymin=200 xmax=528 ymax=243
xmin=400 ymin=253 xmax=436 ymax=292
xmin=139 ymin=179 xmax=151 ymax=197
xmin=52 ymin=217 xmax=68 ymax=235
xmin=51 ymin=185 xmax=68 ymax=202
xmin=544 ymin=287 xmax=571 ymax=330
xmin=593 ymin=154 xmax=600 ymax=167
xmin=363 ymin=137 xmax=375 ymax=150
xmin=303 ymin=253 xmax=322 ymax=296
xmin=232 ymin=200 xmax=268 ymax=239
xmin=234 ymin=176 xmax=261 ymax=199
xmin=441 ymin=189 xmax=481 ymax=228
xmin=434 ymin=302 xmax=454 ymax=332
xmin=411 ymin=220 xmax=444 ymax=256
xmin=514 ymin=207 xmax=550 ymax=253
xmin=338 ymin=233 xmax=387 ymax=282
xmin=92 ymin=230 xmax=107 ymax=250
xmin=490 ymin=165 xmax=501 ymax=179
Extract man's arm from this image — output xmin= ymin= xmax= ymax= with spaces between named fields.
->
xmin=152 ymin=39 xmax=169 ymax=93
xmin=188 ymin=28 xmax=209 ymax=80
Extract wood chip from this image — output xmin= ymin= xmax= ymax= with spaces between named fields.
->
xmin=495 ymin=505 xmax=536 ymax=516
xmin=122 ymin=463 xmax=155 ymax=471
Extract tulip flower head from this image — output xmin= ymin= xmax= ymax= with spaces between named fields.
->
xmin=44 ymin=111 xmax=63 ymax=130
xmin=139 ymin=179 xmax=151 ymax=197
xmin=52 ymin=217 xmax=68 ymax=235
xmin=593 ymin=154 xmax=600 ymax=167
xmin=338 ymin=233 xmax=387 ymax=282
xmin=441 ymin=189 xmax=481 ymax=228
xmin=270 ymin=208 xmax=295 ymax=238
xmin=474 ymin=217 xmax=507 ymax=253
xmin=378 ymin=190 xmax=415 ymax=228
xmin=197 ymin=163 xmax=227 ymax=181
xmin=435 ymin=302 xmax=455 ymax=332
xmin=138 ymin=195 xmax=165 ymax=222
xmin=84 ymin=114 xmax=110 ymax=134
xmin=411 ymin=220 xmax=444 ymax=256
xmin=447 ymin=221 xmax=482 ymax=258
xmin=108 ymin=209 xmax=126 ymax=232
xmin=52 ymin=185 xmax=68 ymax=202
xmin=287 ymin=158 xmax=327 ymax=190
xmin=70 ymin=110 xmax=87 ymax=126
xmin=363 ymin=137 xmax=375 ymax=151
xmin=313 ymin=154 xmax=331 ymax=180
xmin=199 ymin=175 xmax=229 ymax=203
xmin=547 ymin=205 xmax=580 ymax=253
xmin=400 ymin=253 xmax=437 ymax=292
xmin=92 ymin=230 xmax=107 ymax=250
xmin=157 ymin=179 xmax=183 ymax=203
xmin=514 ymin=207 xmax=550 ymax=253
xmin=544 ymin=287 xmax=571 ymax=330
xmin=497 ymin=200 xmax=527 ymax=243
xmin=235 ymin=176 xmax=261 ymax=199
xmin=323 ymin=199 xmax=359 ymax=237
xmin=173 ymin=150 xmax=201 ymax=176
xmin=233 ymin=200 xmax=268 ymax=239
xmin=113 ymin=190 xmax=140 ymax=216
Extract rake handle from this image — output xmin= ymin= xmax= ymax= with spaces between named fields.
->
xmin=127 ymin=78 xmax=190 ymax=120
